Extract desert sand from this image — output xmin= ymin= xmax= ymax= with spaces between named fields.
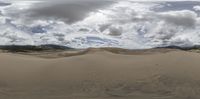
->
xmin=0 ymin=49 xmax=200 ymax=99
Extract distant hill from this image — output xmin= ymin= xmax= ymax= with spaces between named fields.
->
xmin=0 ymin=45 xmax=73 ymax=52
xmin=157 ymin=45 xmax=200 ymax=50
xmin=1 ymin=44 xmax=200 ymax=53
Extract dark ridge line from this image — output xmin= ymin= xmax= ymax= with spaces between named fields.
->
xmin=0 ymin=45 xmax=200 ymax=53
xmin=156 ymin=45 xmax=200 ymax=50
xmin=0 ymin=44 xmax=73 ymax=52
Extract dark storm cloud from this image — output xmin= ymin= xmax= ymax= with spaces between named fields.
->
xmin=153 ymin=1 xmax=200 ymax=12
xmin=0 ymin=2 xmax=11 ymax=6
xmin=13 ymin=0 xmax=116 ymax=24
xmin=158 ymin=10 xmax=197 ymax=27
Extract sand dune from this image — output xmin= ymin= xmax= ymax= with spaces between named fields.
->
xmin=0 ymin=49 xmax=200 ymax=99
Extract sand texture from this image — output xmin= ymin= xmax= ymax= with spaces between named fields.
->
xmin=0 ymin=49 xmax=200 ymax=99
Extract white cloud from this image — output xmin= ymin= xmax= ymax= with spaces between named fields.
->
xmin=1 ymin=0 xmax=200 ymax=49
xmin=193 ymin=5 xmax=200 ymax=11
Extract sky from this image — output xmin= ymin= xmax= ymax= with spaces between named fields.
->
xmin=1 ymin=0 xmax=200 ymax=49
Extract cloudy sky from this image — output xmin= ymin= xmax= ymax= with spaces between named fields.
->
xmin=1 ymin=0 xmax=200 ymax=49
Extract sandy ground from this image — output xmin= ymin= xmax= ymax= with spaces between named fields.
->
xmin=0 ymin=49 xmax=200 ymax=99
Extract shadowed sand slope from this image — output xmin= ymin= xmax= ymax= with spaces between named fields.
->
xmin=0 ymin=50 xmax=200 ymax=99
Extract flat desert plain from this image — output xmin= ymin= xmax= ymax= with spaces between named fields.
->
xmin=0 ymin=49 xmax=200 ymax=99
